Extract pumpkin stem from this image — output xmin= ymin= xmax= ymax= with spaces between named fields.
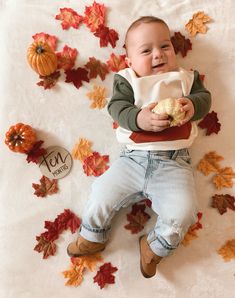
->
xmin=36 ymin=45 xmax=44 ymax=54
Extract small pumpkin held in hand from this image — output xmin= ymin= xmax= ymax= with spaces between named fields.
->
xmin=152 ymin=97 xmax=185 ymax=127
xmin=27 ymin=42 xmax=57 ymax=76
xmin=5 ymin=123 xmax=37 ymax=153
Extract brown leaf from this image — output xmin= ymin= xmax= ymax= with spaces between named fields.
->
xmin=34 ymin=235 xmax=57 ymax=259
xmin=218 ymin=239 xmax=235 ymax=262
xmin=185 ymin=11 xmax=211 ymax=37
xmin=213 ymin=167 xmax=235 ymax=189
xmin=171 ymin=32 xmax=192 ymax=57
xmin=85 ymin=57 xmax=109 ymax=81
xmin=197 ymin=151 xmax=223 ymax=176
xmin=211 ymin=194 xmax=235 ymax=215
xmin=198 ymin=111 xmax=221 ymax=135
xmin=124 ymin=209 xmax=150 ymax=234
xmin=32 ymin=175 xmax=59 ymax=198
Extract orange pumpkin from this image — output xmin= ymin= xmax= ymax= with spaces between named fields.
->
xmin=5 ymin=123 xmax=37 ymax=153
xmin=27 ymin=42 xmax=58 ymax=76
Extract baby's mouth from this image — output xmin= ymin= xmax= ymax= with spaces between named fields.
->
xmin=152 ymin=63 xmax=165 ymax=69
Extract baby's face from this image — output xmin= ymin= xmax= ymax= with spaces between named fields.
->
xmin=125 ymin=22 xmax=178 ymax=77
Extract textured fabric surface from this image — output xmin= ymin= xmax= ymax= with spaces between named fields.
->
xmin=0 ymin=0 xmax=235 ymax=297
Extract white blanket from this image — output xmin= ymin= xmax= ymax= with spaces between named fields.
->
xmin=0 ymin=0 xmax=235 ymax=297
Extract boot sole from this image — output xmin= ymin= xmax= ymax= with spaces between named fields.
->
xmin=67 ymin=246 xmax=105 ymax=258
xmin=139 ymin=236 xmax=153 ymax=278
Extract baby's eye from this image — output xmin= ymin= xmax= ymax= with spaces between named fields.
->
xmin=141 ymin=49 xmax=151 ymax=54
xmin=161 ymin=44 xmax=170 ymax=49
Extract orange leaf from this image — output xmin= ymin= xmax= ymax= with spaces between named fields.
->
xmin=85 ymin=57 xmax=109 ymax=81
xmin=32 ymin=175 xmax=59 ymax=198
xmin=63 ymin=264 xmax=84 ymax=286
xmin=34 ymin=235 xmax=57 ymax=259
xmin=106 ymin=53 xmax=127 ymax=72
xmin=185 ymin=11 xmax=211 ymax=37
xmin=217 ymin=239 xmax=235 ymax=262
xmin=197 ymin=151 xmax=223 ymax=176
xmin=56 ymin=45 xmax=78 ymax=70
xmin=71 ymin=253 xmax=103 ymax=272
xmin=86 ymin=85 xmax=107 ymax=109
xmin=213 ymin=167 xmax=235 ymax=189
xmin=83 ymin=152 xmax=109 ymax=177
xmin=55 ymin=8 xmax=83 ymax=30
xmin=83 ymin=1 xmax=106 ymax=32
xmin=72 ymin=138 xmax=93 ymax=161
xmin=32 ymin=32 xmax=58 ymax=51
xmin=181 ymin=212 xmax=202 ymax=246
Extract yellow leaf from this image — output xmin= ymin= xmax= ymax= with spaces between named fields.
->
xmin=181 ymin=229 xmax=198 ymax=246
xmin=197 ymin=151 xmax=223 ymax=176
xmin=86 ymin=85 xmax=107 ymax=109
xmin=63 ymin=265 xmax=84 ymax=287
xmin=218 ymin=239 xmax=235 ymax=262
xmin=71 ymin=253 xmax=103 ymax=272
xmin=213 ymin=167 xmax=235 ymax=189
xmin=72 ymin=138 xmax=93 ymax=161
xmin=185 ymin=11 xmax=211 ymax=37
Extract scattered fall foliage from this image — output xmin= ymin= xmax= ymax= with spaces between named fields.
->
xmin=83 ymin=152 xmax=109 ymax=177
xmin=211 ymin=194 xmax=235 ymax=215
xmin=171 ymin=31 xmax=192 ymax=57
xmin=93 ymin=262 xmax=118 ymax=289
xmin=198 ymin=111 xmax=221 ymax=135
xmin=72 ymin=138 xmax=93 ymax=161
xmin=32 ymin=175 xmax=58 ymax=198
xmin=55 ymin=8 xmax=83 ymax=30
xmin=83 ymin=1 xmax=106 ymax=32
xmin=218 ymin=239 xmax=235 ymax=262
xmin=86 ymin=85 xmax=108 ymax=109
xmin=85 ymin=57 xmax=109 ymax=81
xmin=65 ymin=67 xmax=90 ymax=89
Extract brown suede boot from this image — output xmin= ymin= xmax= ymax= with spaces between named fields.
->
xmin=67 ymin=236 xmax=106 ymax=257
xmin=139 ymin=235 xmax=162 ymax=278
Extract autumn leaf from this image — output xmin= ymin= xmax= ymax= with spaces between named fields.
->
xmin=198 ymin=111 xmax=221 ymax=135
xmin=34 ymin=235 xmax=57 ymax=259
xmin=71 ymin=253 xmax=103 ymax=272
xmin=181 ymin=212 xmax=203 ymax=246
xmin=124 ymin=209 xmax=150 ymax=234
xmin=65 ymin=67 xmax=89 ymax=89
xmin=63 ymin=264 xmax=84 ymax=286
xmin=32 ymin=175 xmax=59 ymax=198
xmin=37 ymin=71 xmax=61 ymax=89
xmin=185 ymin=11 xmax=211 ymax=37
xmin=56 ymin=45 xmax=78 ymax=70
xmin=213 ymin=167 xmax=235 ymax=189
xmin=26 ymin=140 xmax=47 ymax=164
xmin=106 ymin=53 xmax=127 ymax=72
xmin=171 ymin=32 xmax=192 ymax=57
xmin=55 ymin=209 xmax=81 ymax=234
xmin=55 ymin=8 xmax=83 ymax=30
xmin=113 ymin=122 xmax=119 ymax=129
xmin=32 ymin=32 xmax=58 ymax=51
xmin=83 ymin=152 xmax=109 ymax=177
xmin=83 ymin=1 xmax=106 ymax=32
xmin=84 ymin=57 xmax=109 ymax=81
xmin=218 ymin=239 xmax=235 ymax=262
xmin=93 ymin=262 xmax=118 ymax=289
xmin=197 ymin=151 xmax=223 ymax=176
xmin=87 ymin=85 xmax=107 ymax=109
xmin=94 ymin=25 xmax=119 ymax=48
xmin=211 ymin=194 xmax=235 ymax=215
xmin=72 ymin=138 xmax=93 ymax=161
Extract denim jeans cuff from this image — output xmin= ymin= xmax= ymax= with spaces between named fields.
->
xmin=80 ymin=224 xmax=110 ymax=243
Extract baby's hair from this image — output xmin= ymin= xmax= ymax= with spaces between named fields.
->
xmin=124 ymin=16 xmax=169 ymax=53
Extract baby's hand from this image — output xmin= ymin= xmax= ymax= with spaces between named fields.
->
xmin=137 ymin=102 xmax=170 ymax=132
xmin=177 ymin=97 xmax=195 ymax=125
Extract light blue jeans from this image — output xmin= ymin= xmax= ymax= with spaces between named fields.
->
xmin=80 ymin=148 xmax=198 ymax=257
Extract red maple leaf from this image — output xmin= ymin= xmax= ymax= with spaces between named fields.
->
xmin=32 ymin=175 xmax=59 ymax=198
xmin=106 ymin=53 xmax=127 ymax=72
xmin=32 ymin=32 xmax=58 ymax=51
xmin=94 ymin=25 xmax=119 ymax=48
xmin=65 ymin=67 xmax=89 ymax=89
xmin=190 ymin=212 xmax=203 ymax=232
xmin=211 ymin=194 xmax=235 ymax=215
xmin=124 ymin=209 xmax=150 ymax=234
xmin=93 ymin=262 xmax=118 ymax=289
xmin=83 ymin=1 xmax=106 ymax=32
xmin=26 ymin=140 xmax=47 ymax=164
xmin=56 ymin=209 xmax=81 ymax=233
xmin=171 ymin=32 xmax=192 ymax=57
xmin=37 ymin=71 xmax=61 ymax=90
xmin=55 ymin=8 xmax=83 ymax=30
xmin=56 ymin=45 xmax=78 ymax=70
xmin=34 ymin=235 xmax=57 ymax=259
xmin=42 ymin=220 xmax=61 ymax=242
xmin=85 ymin=57 xmax=109 ymax=81
xmin=83 ymin=152 xmax=109 ymax=177
xmin=112 ymin=122 xmax=119 ymax=129
xmin=198 ymin=111 xmax=221 ymax=135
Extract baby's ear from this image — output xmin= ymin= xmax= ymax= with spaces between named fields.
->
xmin=125 ymin=56 xmax=132 ymax=67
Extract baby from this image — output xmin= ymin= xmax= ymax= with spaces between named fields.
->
xmin=67 ymin=16 xmax=211 ymax=278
